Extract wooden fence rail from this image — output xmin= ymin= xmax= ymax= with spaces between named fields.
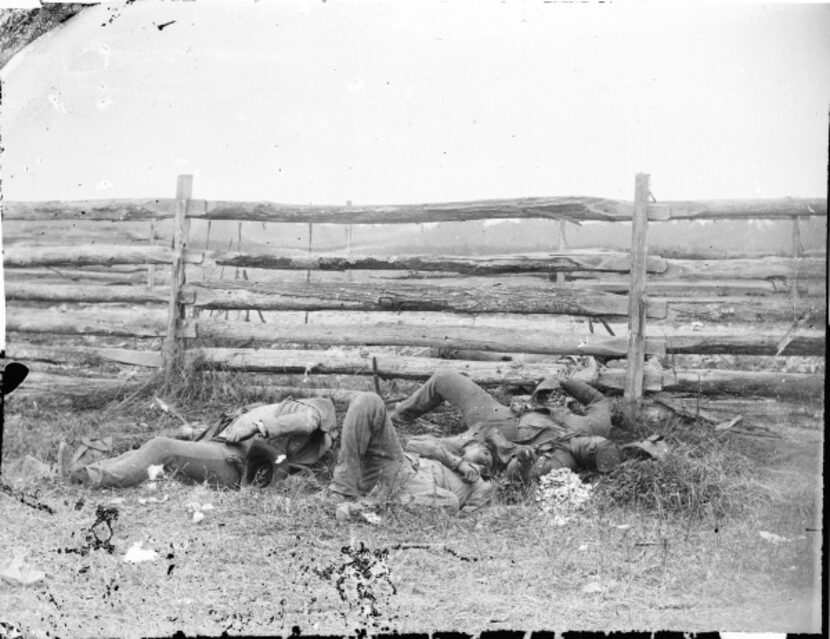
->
xmin=183 ymin=279 xmax=669 ymax=318
xmin=210 ymin=251 xmax=670 ymax=274
xmin=5 ymin=309 xmax=824 ymax=357
xmin=4 ymin=195 xmax=825 ymax=223
xmin=3 ymin=174 xmax=826 ymax=413
xmin=2 ymin=245 xmax=202 ymax=268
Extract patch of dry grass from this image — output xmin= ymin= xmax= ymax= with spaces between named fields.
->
xmin=0 ymin=368 xmax=822 ymax=635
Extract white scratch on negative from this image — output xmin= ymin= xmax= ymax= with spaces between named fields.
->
xmin=48 ymin=95 xmax=68 ymax=114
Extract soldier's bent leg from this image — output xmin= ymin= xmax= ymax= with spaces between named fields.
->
xmin=330 ymin=393 xmax=411 ymax=498
xmin=393 ymin=367 xmax=513 ymax=427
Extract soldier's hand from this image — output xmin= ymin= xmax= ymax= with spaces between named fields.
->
xmin=456 ymin=461 xmax=481 ymax=483
xmin=221 ymin=420 xmax=260 ymax=443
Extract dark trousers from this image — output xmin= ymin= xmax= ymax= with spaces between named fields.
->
xmin=329 ymin=393 xmax=414 ymax=498
xmin=395 ymin=367 xmax=515 ymax=429
xmin=394 ymin=368 xmax=612 ymax=475
xmin=80 ymin=437 xmax=244 ymax=488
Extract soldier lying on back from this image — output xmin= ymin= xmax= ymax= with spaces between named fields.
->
xmin=324 ymin=392 xmax=496 ymax=511
xmin=388 ymin=367 xmax=638 ymax=481
xmin=60 ymin=397 xmax=336 ymax=488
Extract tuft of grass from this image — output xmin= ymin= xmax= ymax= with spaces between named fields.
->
xmin=592 ymin=451 xmax=734 ymax=520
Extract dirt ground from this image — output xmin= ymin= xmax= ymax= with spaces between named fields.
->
xmin=0 ymin=385 xmax=823 ymax=637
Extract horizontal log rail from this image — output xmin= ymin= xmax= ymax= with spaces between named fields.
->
xmin=4 ymin=267 xmax=162 ymax=284
xmin=7 ymin=317 xmax=823 ymax=369
xmin=193 ymin=317 xmax=825 ymax=357
xmin=186 ymin=280 xmax=669 ymax=318
xmin=3 ymin=230 xmax=151 ymax=246
xmin=11 ymin=281 xmax=826 ymax=332
xmin=567 ymin=256 xmax=826 ymax=282
xmin=5 ymin=307 xmax=196 ymax=339
xmin=4 ymin=195 xmax=825 ymax=223
xmin=661 ymin=368 xmax=824 ymax=400
xmin=188 ymin=349 xmax=821 ymax=399
xmin=3 ymin=245 xmax=203 ymax=268
xmin=13 ymin=365 xmax=825 ymax=410
xmin=184 ymin=347 xmax=664 ymax=389
xmin=1 ymin=198 xmax=192 ymax=222
xmin=662 ymin=331 xmax=825 ymax=356
xmin=185 ymin=279 xmax=823 ymax=323
xmin=5 ymin=296 xmax=823 ymax=356
xmin=202 ymin=196 xmax=827 ymax=223
xmin=662 ymin=257 xmax=826 ymax=280
xmin=211 ymin=250 xmax=670 ymax=275
xmin=7 ymin=339 xmax=822 ymax=401
xmin=574 ymin=277 xmax=825 ymax=297
xmin=205 ymin=197 xmax=628 ymax=223
xmin=194 ymin=319 xmax=668 ymax=358
xmin=649 ymin=198 xmax=827 ymax=220
xmin=4 ymin=282 xmax=180 ymax=305
xmin=664 ymin=296 xmax=825 ymax=323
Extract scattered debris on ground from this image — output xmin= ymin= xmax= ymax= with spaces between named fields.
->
xmin=534 ymin=468 xmax=594 ymax=526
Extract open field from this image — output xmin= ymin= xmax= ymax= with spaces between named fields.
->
xmin=0 ymin=370 xmax=822 ymax=636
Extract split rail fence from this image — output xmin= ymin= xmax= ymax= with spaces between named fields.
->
xmin=3 ymin=174 xmax=826 ymax=429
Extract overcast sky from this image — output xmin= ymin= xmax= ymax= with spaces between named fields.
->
xmin=1 ymin=0 xmax=828 ymax=205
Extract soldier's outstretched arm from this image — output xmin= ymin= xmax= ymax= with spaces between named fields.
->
xmin=222 ymin=404 xmax=322 ymax=442
xmin=405 ymin=436 xmax=464 ymax=471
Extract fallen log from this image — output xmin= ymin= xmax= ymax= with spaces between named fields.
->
xmin=661 ymin=368 xmax=823 ymax=400
xmin=194 ymin=318 xmax=668 ymax=358
xmin=186 ymin=280 xmax=668 ymax=318
xmin=211 ymin=250 xmax=669 ymax=275
xmin=185 ymin=347 xmax=663 ymax=390
xmin=3 ymin=245 xmax=203 ymax=268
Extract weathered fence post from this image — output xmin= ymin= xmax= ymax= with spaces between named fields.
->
xmin=163 ymin=174 xmax=193 ymax=379
xmin=147 ymin=219 xmax=157 ymax=287
xmin=790 ymin=216 xmax=801 ymax=315
xmin=622 ymin=173 xmax=650 ymax=425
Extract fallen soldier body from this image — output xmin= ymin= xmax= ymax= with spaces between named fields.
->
xmin=390 ymin=367 xmax=626 ymax=481
xmin=326 ymin=392 xmax=495 ymax=512
xmin=61 ymin=397 xmax=336 ymax=489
